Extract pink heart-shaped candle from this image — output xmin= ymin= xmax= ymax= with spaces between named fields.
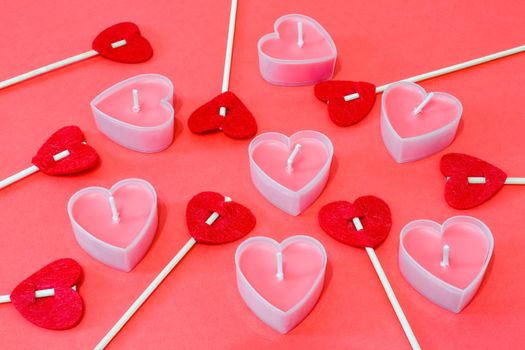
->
xmin=91 ymin=74 xmax=174 ymax=153
xmin=381 ymin=81 xmax=462 ymax=163
xmin=235 ymin=235 xmax=327 ymax=333
xmin=258 ymin=14 xmax=337 ymax=86
xmin=399 ymin=216 xmax=493 ymax=312
xmin=67 ymin=178 xmax=158 ymax=272
xmin=249 ymin=131 xmax=333 ymax=216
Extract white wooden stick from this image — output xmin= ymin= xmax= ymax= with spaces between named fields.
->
xmin=352 ymin=217 xmax=420 ymax=350
xmin=0 ymin=39 xmax=127 ymax=90
xmin=95 ymin=197 xmax=232 ymax=349
xmin=0 ymin=286 xmax=77 ymax=304
xmin=365 ymin=247 xmax=421 ymax=350
xmin=0 ymin=149 xmax=70 ymax=190
xmin=344 ymin=44 xmax=525 ymax=102
xmin=219 ymin=0 xmax=238 ymax=117
xmin=468 ymin=177 xmax=525 ymax=185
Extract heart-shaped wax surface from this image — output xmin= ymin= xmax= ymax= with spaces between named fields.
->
xmin=188 ymin=92 xmax=257 ymax=139
xmin=91 ymin=74 xmax=175 ymax=152
xmin=235 ymin=235 xmax=327 ymax=333
xmin=249 ymin=131 xmax=333 ymax=216
xmin=318 ymin=196 xmax=392 ymax=248
xmin=314 ymin=80 xmax=377 ymax=126
xmin=186 ymin=191 xmax=256 ymax=244
xmin=441 ymin=153 xmax=507 ymax=209
xmin=68 ymin=178 xmax=157 ymax=272
xmin=258 ymin=14 xmax=337 ymax=86
xmin=31 ymin=125 xmax=99 ymax=175
xmin=381 ymin=81 xmax=462 ymax=163
xmin=10 ymin=258 xmax=83 ymax=330
xmin=399 ymin=216 xmax=494 ymax=312
xmin=92 ymin=22 xmax=153 ymax=63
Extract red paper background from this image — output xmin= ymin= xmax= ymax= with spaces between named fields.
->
xmin=1 ymin=1 xmax=524 ymax=349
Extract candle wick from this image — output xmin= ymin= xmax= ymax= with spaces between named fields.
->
xmin=276 ymin=251 xmax=284 ymax=281
xmin=132 ymin=89 xmax=140 ymax=113
xmin=413 ymin=92 xmax=434 ymax=115
xmin=286 ymin=144 xmax=302 ymax=173
xmin=440 ymin=244 xmax=450 ymax=267
xmin=297 ymin=22 xmax=304 ymax=48
xmin=109 ymin=195 xmax=120 ymax=223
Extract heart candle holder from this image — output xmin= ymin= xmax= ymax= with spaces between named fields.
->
xmin=399 ymin=216 xmax=494 ymax=313
xmin=381 ymin=81 xmax=462 ymax=163
xmin=235 ymin=235 xmax=327 ymax=333
xmin=91 ymin=74 xmax=175 ymax=153
xmin=248 ymin=131 xmax=333 ymax=216
xmin=67 ymin=178 xmax=158 ymax=272
xmin=258 ymin=14 xmax=337 ymax=86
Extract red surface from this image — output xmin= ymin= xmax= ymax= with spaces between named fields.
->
xmin=0 ymin=0 xmax=524 ymax=349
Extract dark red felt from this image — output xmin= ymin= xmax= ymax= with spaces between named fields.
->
xmin=187 ymin=92 xmax=257 ymax=139
xmin=186 ymin=191 xmax=256 ymax=244
xmin=31 ymin=126 xmax=99 ymax=175
xmin=318 ymin=196 xmax=392 ymax=248
xmin=314 ymin=80 xmax=377 ymax=127
xmin=92 ymin=22 xmax=153 ymax=63
xmin=441 ymin=153 xmax=507 ymax=209
xmin=10 ymin=259 xmax=83 ymax=330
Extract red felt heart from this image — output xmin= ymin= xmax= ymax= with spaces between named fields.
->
xmin=31 ymin=126 xmax=99 ymax=175
xmin=314 ymin=80 xmax=377 ymax=126
xmin=10 ymin=259 xmax=83 ymax=330
xmin=92 ymin=22 xmax=153 ymax=63
xmin=318 ymin=196 xmax=392 ymax=248
xmin=441 ymin=153 xmax=507 ymax=209
xmin=186 ymin=191 xmax=256 ymax=244
xmin=187 ymin=92 xmax=257 ymax=139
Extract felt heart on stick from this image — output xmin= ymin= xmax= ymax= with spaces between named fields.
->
xmin=318 ymin=196 xmax=392 ymax=248
xmin=441 ymin=153 xmax=508 ymax=209
xmin=314 ymin=80 xmax=377 ymax=126
xmin=10 ymin=259 xmax=83 ymax=330
xmin=31 ymin=125 xmax=99 ymax=175
xmin=186 ymin=191 xmax=256 ymax=244
xmin=92 ymin=22 xmax=153 ymax=63
xmin=188 ymin=92 xmax=257 ymax=139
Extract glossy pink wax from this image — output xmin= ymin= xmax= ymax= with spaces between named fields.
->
xmin=252 ymin=138 xmax=329 ymax=192
xmin=399 ymin=216 xmax=494 ymax=312
xmin=249 ymin=131 xmax=334 ymax=216
xmin=236 ymin=236 xmax=327 ymax=333
xmin=239 ymin=240 xmax=325 ymax=311
xmin=381 ymin=81 xmax=462 ymax=163
xmin=258 ymin=14 xmax=337 ymax=86
xmin=71 ymin=183 xmax=155 ymax=248
xmin=68 ymin=178 xmax=158 ymax=272
xmin=91 ymin=74 xmax=174 ymax=153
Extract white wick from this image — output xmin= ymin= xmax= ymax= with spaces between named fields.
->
xmin=109 ymin=195 xmax=120 ymax=223
xmin=111 ymin=39 xmax=127 ymax=49
xmin=286 ymin=144 xmax=302 ymax=173
xmin=352 ymin=217 xmax=364 ymax=231
xmin=413 ymin=92 xmax=434 ymax=115
xmin=440 ymin=245 xmax=450 ymax=267
xmin=132 ymin=89 xmax=140 ymax=113
xmin=297 ymin=22 xmax=304 ymax=48
xmin=276 ymin=252 xmax=284 ymax=281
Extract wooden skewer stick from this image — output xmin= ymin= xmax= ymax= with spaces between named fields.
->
xmin=344 ymin=44 xmax=525 ymax=102
xmin=95 ymin=197 xmax=232 ymax=350
xmin=353 ymin=217 xmax=421 ymax=350
xmin=219 ymin=0 xmax=238 ymax=117
xmin=0 ymin=40 xmax=127 ymax=90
